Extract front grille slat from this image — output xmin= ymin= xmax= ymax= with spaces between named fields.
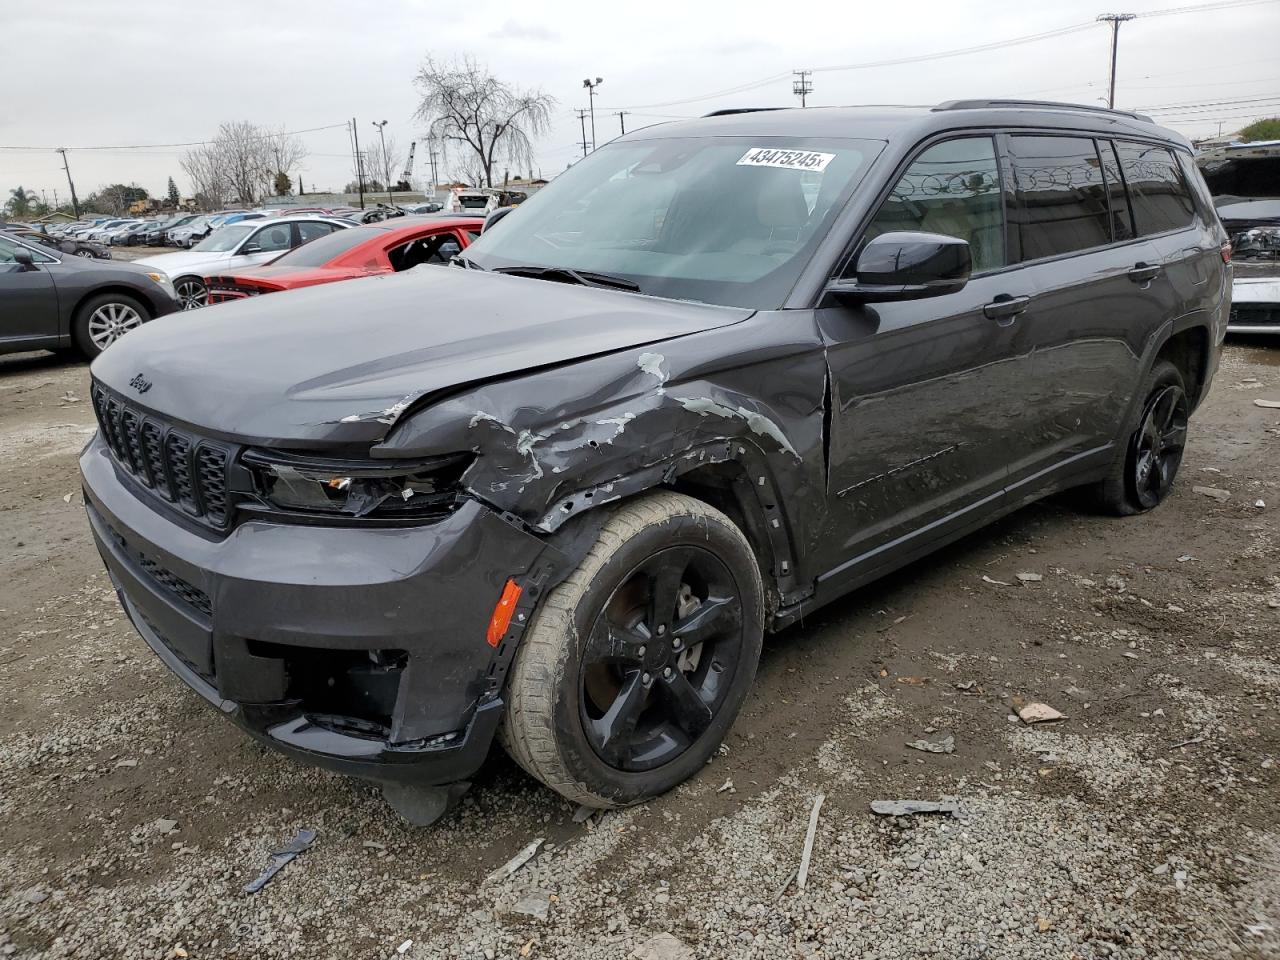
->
xmin=91 ymin=382 xmax=231 ymax=531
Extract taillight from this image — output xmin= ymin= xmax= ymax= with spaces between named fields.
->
xmin=486 ymin=578 xmax=523 ymax=647
xmin=1220 ymin=241 xmax=1232 ymax=264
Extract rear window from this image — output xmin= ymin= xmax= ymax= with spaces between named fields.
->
xmin=1114 ymin=141 xmax=1196 ymax=236
xmin=1008 ymin=135 xmax=1111 ymax=260
xmin=266 ymin=224 xmax=378 ymax=268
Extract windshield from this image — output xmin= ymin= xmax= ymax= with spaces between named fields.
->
xmin=266 ymin=224 xmax=376 ymax=267
xmin=463 ymin=135 xmax=879 ymax=308
xmin=194 ymin=224 xmax=255 ymax=252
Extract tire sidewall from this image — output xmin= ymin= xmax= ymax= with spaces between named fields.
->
xmin=73 ymin=292 xmax=149 ymax=359
xmin=545 ymin=507 xmax=764 ymax=806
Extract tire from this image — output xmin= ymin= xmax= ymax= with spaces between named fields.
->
xmin=174 ymin=276 xmax=207 ymax=310
xmin=75 ymin=249 xmax=94 ymax=259
xmin=1090 ymin=359 xmax=1189 ymax=515
xmin=501 ymin=491 xmax=764 ymax=808
xmin=73 ymin=292 xmax=150 ymax=359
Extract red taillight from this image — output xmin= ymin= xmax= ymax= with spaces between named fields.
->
xmin=486 ymin=578 xmax=523 ymax=647
xmin=1221 ymin=241 xmax=1232 ymax=264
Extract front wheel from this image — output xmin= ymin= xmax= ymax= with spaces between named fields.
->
xmin=501 ymin=492 xmax=764 ymax=808
xmin=73 ymin=292 xmax=150 ymax=359
xmin=174 ymin=276 xmax=207 ymax=310
xmin=1090 ymin=359 xmax=1189 ymax=515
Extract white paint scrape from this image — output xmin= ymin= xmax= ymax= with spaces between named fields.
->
xmin=677 ymin=396 xmax=800 ymax=459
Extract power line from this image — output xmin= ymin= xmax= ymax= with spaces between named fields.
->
xmin=0 ymin=121 xmax=350 ymax=153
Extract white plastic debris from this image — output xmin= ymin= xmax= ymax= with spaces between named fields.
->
xmin=484 ymin=837 xmax=544 ymax=885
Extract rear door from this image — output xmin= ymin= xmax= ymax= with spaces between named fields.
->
xmin=0 ymin=237 xmax=59 ymax=344
xmin=1000 ymin=133 xmax=1172 ymax=497
xmin=817 ymin=135 xmax=1033 ymax=575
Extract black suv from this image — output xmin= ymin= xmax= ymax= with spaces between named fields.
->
xmin=81 ymin=101 xmax=1229 ymax=822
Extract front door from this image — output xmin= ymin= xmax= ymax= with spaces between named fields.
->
xmin=816 ymin=135 xmax=1034 ymax=580
xmin=0 ymin=237 xmax=59 ymax=345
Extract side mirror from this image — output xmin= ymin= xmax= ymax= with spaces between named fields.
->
xmin=827 ymin=231 xmax=971 ymax=304
xmin=482 ymin=205 xmax=516 ymax=233
xmin=241 ymin=243 xmax=262 ymax=255
xmin=13 ymin=247 xmax=36 ymax=270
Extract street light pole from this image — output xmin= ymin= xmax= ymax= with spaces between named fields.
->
xmin=582 ymin=77 xmax=603 ymax=150
xmin=1096 ymin=13 xmax=1135 ymax=109
xmin=56 ymin=148 xmax=80 ymax=218
xmin=372 ymin=120 xmax=392 ymax=205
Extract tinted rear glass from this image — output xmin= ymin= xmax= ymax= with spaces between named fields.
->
xmin=1098 ymin=141 xmax=1135 ymax=242
xmin=1008 ymin=135 xmax=1111 ymax=260
xmin=1114 ymin=141 xmax=1196 ymax=236
xmin=266 ymin=224 xmax=374 ymax=267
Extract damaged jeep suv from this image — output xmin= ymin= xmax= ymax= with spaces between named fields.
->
xmin=82 ymin=101 xmax=1228 ymax=821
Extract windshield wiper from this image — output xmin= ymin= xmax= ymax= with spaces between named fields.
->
xmin=492 ymin=265 xmax=641 ymax=292
xmin=452 ymin=254 xmax=486 ymax=271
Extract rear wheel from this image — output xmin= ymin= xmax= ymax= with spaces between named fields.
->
xmin=1090 ymin=359 xmax=1189 ymax=515
xmin=174 ymin=276 xmax=207 ymax=310
xmin=73 ymin=292 xmax=149 ymax=359
xmin=501 ymin=492 xmax=764 ymax=808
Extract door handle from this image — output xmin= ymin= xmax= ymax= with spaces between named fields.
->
xmin=983 ymin=294 xmax=1030 ymax=322
xmin=1128 ymin=262 xmax=1162 ymax=284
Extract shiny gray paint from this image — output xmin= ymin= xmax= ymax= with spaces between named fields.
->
xmin=0 ymin=234 xmax=179 ymax=353
xmin=81 ymin=103 xmax=1228 ymax=788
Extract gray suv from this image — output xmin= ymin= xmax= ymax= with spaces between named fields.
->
xmin=80 ymin=100 xmax=1229 ymax=822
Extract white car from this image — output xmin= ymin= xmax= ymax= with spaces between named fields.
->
xmin=134 ymin=216 xmax=352 ymax=309
xmin=85 ymin=219 xmax=135 ymax=242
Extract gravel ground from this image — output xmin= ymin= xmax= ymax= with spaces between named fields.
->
xmin=0 ymin=338 xmax=1278 ymax=959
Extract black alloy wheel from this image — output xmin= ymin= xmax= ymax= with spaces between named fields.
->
xmin=579 ymin=546 xmax=745 ymax=772
xmin=1130 ymin=382 xmax=1188 ymax=510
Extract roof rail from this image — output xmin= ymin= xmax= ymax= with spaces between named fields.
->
xmin=933 ymin=99 xmax=1154 ymax=124
xmin=702 ymin=107 xmax=789 ymax=117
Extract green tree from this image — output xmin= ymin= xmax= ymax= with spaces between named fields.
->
xmin=167 ymin=176 xmax=180 ymax=206
xmin=1239 ymin=118 xmax=1280 ymax=143
xmin=6 ymin=186 xmax=33 ymax=217
xmin=273 ymin=171 xmax=293 ymax=196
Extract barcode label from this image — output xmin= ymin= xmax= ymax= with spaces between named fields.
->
xmin=736 ymin=148 xmax=834 ymax=172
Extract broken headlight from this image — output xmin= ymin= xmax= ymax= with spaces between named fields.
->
xmin=242 ymin=450 xmax=472 ymax=520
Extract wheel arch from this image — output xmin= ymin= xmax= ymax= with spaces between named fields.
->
xmin=1153 ymin=321 xmax=1211 ymax=409
xmin=68 ymin=284 xmax=152 ymax=334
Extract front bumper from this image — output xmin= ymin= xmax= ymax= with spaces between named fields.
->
xmin=80 ymin=434 xmax=550 ymax=786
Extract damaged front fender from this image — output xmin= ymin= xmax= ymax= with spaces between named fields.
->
xmin=376 ymin=312 xmax=831 ymax=594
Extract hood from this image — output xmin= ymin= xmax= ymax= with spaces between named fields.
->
xmin=133 ymin=249 xmax=235 ymax=276
xmin=91 ymin=266 xmax=753 ymax=447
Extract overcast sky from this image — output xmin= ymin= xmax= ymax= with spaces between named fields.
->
xmin=3 ymin=0 xmax=1277 ymax=204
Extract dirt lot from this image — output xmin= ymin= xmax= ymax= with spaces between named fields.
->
xmin=1 ymin=339 xmax=1278 ymax=960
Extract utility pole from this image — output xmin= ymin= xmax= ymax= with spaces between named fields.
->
xmin=792 ymin=70 xmax=813 ymax=108
xmin=350 ymin=118 xmax=366 ymax=209
xmin=56 ymin=148 xmax=80 ymax=218
xmin=427 ymin=139 xmax=440 ymax=199
xmin=1096 ymin=13 xmax=1135 ymax=109
xmin=614 ymin=111 xmax=630 ymax=135
xmin=372 ymin=120 xmax=392 ymax=205
xmin=582 ymin=77 xmax=603 ymax=150
xmin=576 ymin=110 xmax=590 ymax=159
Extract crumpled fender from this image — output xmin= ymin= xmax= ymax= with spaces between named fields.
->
xmin=375 ymin=317 xmax=830 ymax=587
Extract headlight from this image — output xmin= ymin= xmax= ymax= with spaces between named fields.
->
xmin=145 ymin=271 xmax=176 ymax=298
xmin=242 ymin=450 xmax=472 ymax=520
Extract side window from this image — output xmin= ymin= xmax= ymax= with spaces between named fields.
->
xmin=250 ymin=223 xmax=292 ymax=253
xmin=862 ymin=136 xmax=1005 ymax=273
xmin=1115 ymin=141 xmax=1197 ymax=236
xmin=296 ymin=222 xmax=335 ymax=245
xmin=387 ymin=233 xmax=458 ymax=272
xmin=0 ymin=237 xmax=56 ymax=264
xmin=1097 ymin=140 xmax=1135 ymax=242
xmin=1008 ymin=135 xmax=1111 ymax=260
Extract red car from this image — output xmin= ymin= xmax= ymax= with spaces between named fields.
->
xmin=205 ymin=215 xmax=484 ymax=303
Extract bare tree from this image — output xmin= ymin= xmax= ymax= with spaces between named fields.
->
xmin=362 ymin=134 xmax=404 ymax=192
xmin=180 ymin=142 xmax=231 ymax=211
xmin=263 ymin=126 xmax=308 ymax=197
xmin=214 ymin=120 xmax=269 ymax=206
xmin=413 ymin=55 xmax=555 ymax=188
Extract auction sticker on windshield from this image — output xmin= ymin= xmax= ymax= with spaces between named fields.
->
xmin=737 ymin=147 xmax=835 ymax=172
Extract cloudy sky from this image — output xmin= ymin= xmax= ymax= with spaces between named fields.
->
xmin=3 ymin=0 xmax=1277 ymax=204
